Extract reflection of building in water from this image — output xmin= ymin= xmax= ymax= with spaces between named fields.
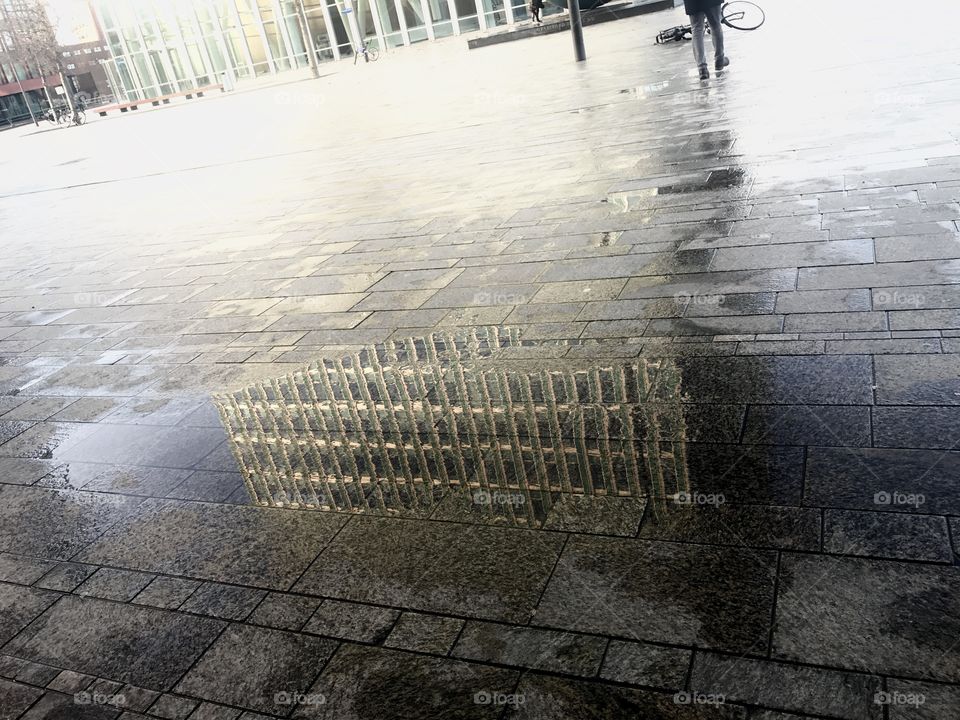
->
xmin=215 ymin=326 xmax=690 ymax=528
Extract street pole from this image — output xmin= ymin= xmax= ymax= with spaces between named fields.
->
xmin=296 ymin=0 xmax=320 ymax=78
xmin=569 ymin=0 xmax=585 ymax=62
xmin=341 ymin=0 xmax=363 ymax=55
xmin=15 ymin=77 xmax=38 ymax=125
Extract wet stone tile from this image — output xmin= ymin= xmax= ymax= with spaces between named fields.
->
xmin=13 ymin=660 xmax=59 ymax=685
xmin=689 ymin=652 xmax=882 ymax=720
xmin=303 ymin=599 xmax=399 ymax=643
xmin=78 ymin=499 xmax=346 ymax=590
xmin=0 ymin=583 xmax=60 ymax=645
xmin=164 ymin=471 xmax=244 ymax=503
xmin=638 ymin=504 xmax=820 ymax=552
xmin=76 ymin=465 xmax=193 ymax=497
xmin=34 ymin=562 xmax=97 ymax=591
xmin=187 ymin=703 xmax=243 ymax=720
xmin=741 ymin=405 xmax=871 ymax=447
xmin=805 ymin=447 xmax=960 ymax=514
xmin=178 ymin=582 xmax=266 ymax=620
xmin=175 ymin=624 xmax=338 ymax=715
xmin=116 ymin=685 xmax=161 ymax=713
xmin=4 ymin=595 xmax=224 ymax=691
xmin=76 ymin=568 xmax=155 ymax=602
xmin=536 ymin=536 xmax=776 ymax=653
xmin=662 ymin=356 xmax=873 ymax=405
xmin=47 ymin=669 xmax=96 ymax=694
xmin=248 ymin=592 xmax=321 ymax=632
xmin=0 ymin=678 xmax=43 ymax=720
xmin=502 ymin=674 xmax=745 ymax=720
xmin=0 ymin=457 xmax=58 ymax=486
xmin=130 ymin=576 xmax=200 ymax=609
xmin=824 ymin=510 xmax=953 ymax=562
xmin=58 ymin=424 xmax=227 ymax=469
xmin=146 ymin=694 xmax=197 ymax=719
xmin=885 ymin=679 xmax=960 ymax=719
xmin=541 ymin=495 xmax=646 ymax=536
xmin=774 ymin=289 xmax=873 ymax=314
xmin=384 ymin=612 xmax=465 ymax=655
xmin=452 ymin=621 xmax=606 ymax=676
xmin=875 ymin=355 xmax=960 ymax=405
xmin=294 ymin=644 xmax=517 ymax=720
xmin=683 ymin=444 xmax=805 ymax=505
xmin=0 ymin=552 xmax=55 ymax=584
xmin=0 ymin=486 xmax=142 ymax=560
xmin=598 ymin=640 xmax=689 ymax=690
xmin=18 ymin=690 xmax=120 ymax=720
xmin=295 ymin=517 xmax=565 ymax=623
xmin=772 ymin=554 xmax=960 ymax=682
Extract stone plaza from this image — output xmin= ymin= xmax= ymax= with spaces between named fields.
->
xmin=1 ymin=0 xmax=960 ymax=718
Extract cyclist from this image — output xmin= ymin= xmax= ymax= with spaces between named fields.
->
xmin=684 ymin=0 xmax=729 ymax=80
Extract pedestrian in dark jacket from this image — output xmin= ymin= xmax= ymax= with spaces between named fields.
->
xmin=685 ymin=0 xmax=729 ymax=80
xmin=530 ymin=0 xmax=544 ymax=23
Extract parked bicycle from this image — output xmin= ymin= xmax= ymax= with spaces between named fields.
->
xmin=354 ymin=40 xmax=380 ymax=65
xmin=43 ymin=104 xmax=70 ymax=126
xmin=656 ymin=1 xmax=764 ymax=44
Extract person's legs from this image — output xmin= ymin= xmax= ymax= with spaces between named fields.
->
xmin=689 ymin=12 xmax=708 ymax=75
xmin=704 ymin=5 xmax=728 ymax=70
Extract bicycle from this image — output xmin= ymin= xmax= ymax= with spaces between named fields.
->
xmin=353 ymin=41 xmax=380 ymax=65
xmin=43 ymin=104 xmax=70 ymax=126
xmin=656 ymin=1 xmax=765 ymax=44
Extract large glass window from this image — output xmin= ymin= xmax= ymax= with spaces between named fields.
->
xmin=454 ymin=0 xmax=480 ymax=32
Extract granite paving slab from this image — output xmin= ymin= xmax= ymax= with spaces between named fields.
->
xmin=535 ymin=535 xmax=777 ymax=653
xmin=4 ymin=595 xmax=225 ymax=690
xmin=78 ymin=499 xmax=346 ymax=590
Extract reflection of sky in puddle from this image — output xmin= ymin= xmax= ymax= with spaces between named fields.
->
xmin=216 ymin=327 xmax=692 ymax=532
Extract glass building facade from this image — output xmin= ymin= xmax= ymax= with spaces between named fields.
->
xmin=90 ymin=0 xmax=550 ymax=101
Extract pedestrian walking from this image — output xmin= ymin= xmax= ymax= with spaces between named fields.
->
xmin=684 ymin=0 xmax=729 ymax=80
xmin=530 ymin=0 xmax=544 ymax=24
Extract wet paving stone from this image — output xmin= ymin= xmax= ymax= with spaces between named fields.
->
xmin=58 ymin=424 xmax=227 ymax=469
xmin=741 ymin=405 xmax=872 ymax=447
xmin=294 ymin=644 xmax=517 ymax=720
xmin=131 ymin=576 xmax=201 ymax=609
xmin=178 ymin=582 xmax=266 ymax=621
xmin=248 ymin=592 xmax=322 ymax=632
xmin=772 ymin=554 xmax=960 ymax=682
xmin=302 ymin=599 xmax=399 ymax=643
xmin=78 ymin=499 xmax=347 ymax=590
xmin=4 ymin=595 xmax=224 ymax=690
xmin=805 ymin=447 xmax=960 ymax=514
xmin=658 ymin=356 xmax=874 ymax=405
xmin=295 ymin=517 xmax=565 ymax=623
xmin=75 ymin=568 xmax=155 ymax=602
xmin=175 ymin=624 xmax=338 ymax=715
xmin=874 ymin=354 xmax=960 ymax=405
xmin=0 ymin=678 xmax=43 ymax=720
xmin=451 ymin=621 xmax=607 ymax=676
xmin=33 ymin=562 xmax=97 ymax=592
xmin=0 ymin=552 xmax=55 ymax=584
xmin=503 ymin=674 xmax=745 ymax=720
xmin=884 ymin=679 xmax=960 ymax=719
xmin=597 ymin=640 xmax=690 ymax=690
xmin=17 ymin=690 xmax=120 ymax=720
xmin=638 ymin=504 xmax=821 ymax=551
xmin=535 ymin=536 xmax=776 ymax=653
xmin=689 ymin=652 xmax=882 ymax=720
xmin=384 ymin=612 xmax=465 ymax=655
xmin=0 ymin=486 xmax=142 ymax=560
xmin=0 ymin=582 xmax=60 ymax=645
xmin=683 ymin=444 xmax=805 ymax=505
xmin=823 ymin=510 xmax=953 ymax=562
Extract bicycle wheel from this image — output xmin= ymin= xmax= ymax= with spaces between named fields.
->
xmin=45 ymin=111 xmax=56 ymax=126
xmin=721 ymin=0 xmax=764 ymax=30
xmin=74 ymin=111 xmax=86 ymax=126
xmin=367 ymin=46 xmax=379 ymax=62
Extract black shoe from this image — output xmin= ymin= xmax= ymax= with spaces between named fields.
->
xmin=699 ymin=65 xmax=709 ymax=80
xmin=715 ymin=56 xmax=730 ymax=72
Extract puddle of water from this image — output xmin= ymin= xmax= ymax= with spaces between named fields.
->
xmin=216 ymin=327 xmax=702 ymax=531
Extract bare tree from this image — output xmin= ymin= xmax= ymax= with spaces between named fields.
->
xmin=0 ymin=0 xmax=73 ymax=124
